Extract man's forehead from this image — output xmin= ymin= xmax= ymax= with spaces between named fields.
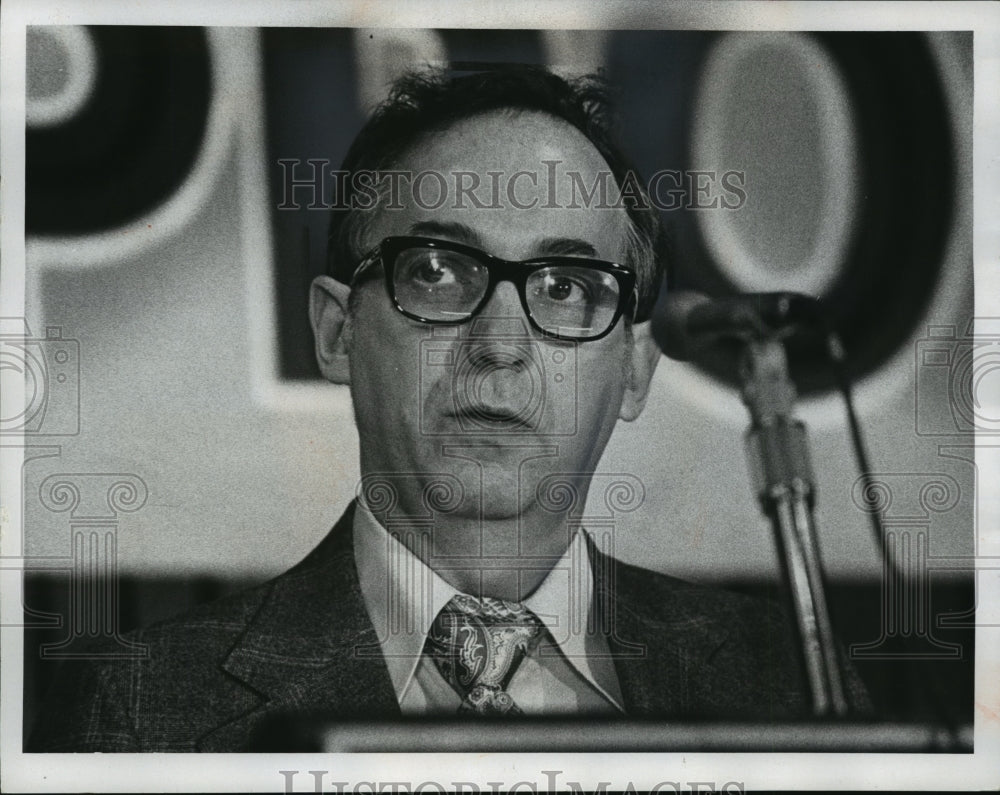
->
xmin=402 ymin=109 xmax=610 ymax=173
xmin=365 ymin=110 xmax=631 ymax=262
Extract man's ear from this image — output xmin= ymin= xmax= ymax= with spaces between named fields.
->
xmin=309 ymin=275 xmax=353 ymax=384
xmin=619 ymin=320 xmax=662 ymax=421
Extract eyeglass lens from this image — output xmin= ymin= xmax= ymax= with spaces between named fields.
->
xmin=391 ymin=246 xmax=622 ymax=337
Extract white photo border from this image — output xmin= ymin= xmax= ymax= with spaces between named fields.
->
xmin=2 ymin=1 xmax=998 ymax=791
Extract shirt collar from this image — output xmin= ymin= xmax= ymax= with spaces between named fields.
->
xmin=353 ymin=500 xmax=459 ymax=700
xmin=521 ymin=529 xmax=621 ymax=707
xmin=352 ymin=500 xmax=620 ymax=708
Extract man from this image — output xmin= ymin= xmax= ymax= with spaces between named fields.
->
xmin=29 ymin=66 xmax=863 ymax=752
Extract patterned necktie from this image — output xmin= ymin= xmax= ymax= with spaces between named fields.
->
xmin=425 ymin=593 xmax=543 ymax=715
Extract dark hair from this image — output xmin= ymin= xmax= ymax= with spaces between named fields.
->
xmin=326 ymin=65 xmax=668 ymax=319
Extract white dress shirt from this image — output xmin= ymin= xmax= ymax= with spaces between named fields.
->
xmin=352 ymin=500 xmax=625 ymax=715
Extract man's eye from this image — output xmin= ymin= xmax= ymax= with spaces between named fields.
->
xmin=544 ymin=275 xmax=591 ymax=303
xmin=412 ymin=256 xmax=458 ymax=285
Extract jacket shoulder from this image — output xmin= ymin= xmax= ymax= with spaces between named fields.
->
xmin=614 ymin=557 xmax=798 ymax=657
xmin=609 ymin=557 xmax=871 ymax=717
xmin=611 ymin=556 xmax=780 ymax=626
xmin=28 ymin=579 xmax=275 ymax=752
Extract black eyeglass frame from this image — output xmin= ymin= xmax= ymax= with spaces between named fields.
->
xmin=350 ymin=236 xmax=639 ymax=342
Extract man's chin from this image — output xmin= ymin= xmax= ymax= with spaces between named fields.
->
xmin=409 ymin=443 xmax=571 ymax=520
xmin=477 ymin=501 xmax=529 ymax=521
xmin=461 ymin=483 xmax=535 ymax=521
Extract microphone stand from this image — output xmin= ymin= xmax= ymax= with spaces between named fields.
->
xmin=739 ymin=334 xmax=848 ymax=717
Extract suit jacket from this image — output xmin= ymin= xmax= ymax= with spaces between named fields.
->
xmin=29 ymin=502 xmax=854 ymax=752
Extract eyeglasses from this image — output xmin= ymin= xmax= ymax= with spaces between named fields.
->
xmin=350 ymin=236 xmax=638 ymax=341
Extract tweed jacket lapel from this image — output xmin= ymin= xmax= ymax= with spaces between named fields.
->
xmin=197 ymin=503 xmax=400 ymax=750
xmin=588 ymin=537 xmax=732 ymax=717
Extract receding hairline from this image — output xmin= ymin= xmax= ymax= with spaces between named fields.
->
xmin=346 ymin=107 xmax=635 ymax=258
xmin=384 ymin=106 xmax=614 ymax=176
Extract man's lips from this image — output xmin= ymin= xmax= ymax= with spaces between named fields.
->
xmin=445 ymin=403 xmax=538 ymax=430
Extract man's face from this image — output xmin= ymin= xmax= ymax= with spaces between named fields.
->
xmin=319 ymin=110 xmax=654 ymax=543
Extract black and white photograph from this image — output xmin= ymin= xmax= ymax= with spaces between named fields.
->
xmin=1 ymin=1 xmax=998 ymax=791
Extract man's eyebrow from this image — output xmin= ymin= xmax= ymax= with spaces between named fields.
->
xmin=408 ymin=221 xmax=486 ymax=248
xmin=532 ymin=237 xmax=599 ymax=258
xmin=407 ymin=223 xmax=600 ymax=259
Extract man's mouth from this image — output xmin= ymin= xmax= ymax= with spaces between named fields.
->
xmin=448 ymin=403 xmax=537 ymax=431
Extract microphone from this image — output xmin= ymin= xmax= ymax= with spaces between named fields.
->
xmin=658 ymin=290 xmax=823 ymax=361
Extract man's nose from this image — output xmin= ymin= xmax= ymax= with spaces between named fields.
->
xmin=467 ymin=281 xmax=530 ymax=338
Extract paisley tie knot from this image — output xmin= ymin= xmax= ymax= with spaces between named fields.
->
xmin=425 ymin=594 xmax=542 ymax=715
